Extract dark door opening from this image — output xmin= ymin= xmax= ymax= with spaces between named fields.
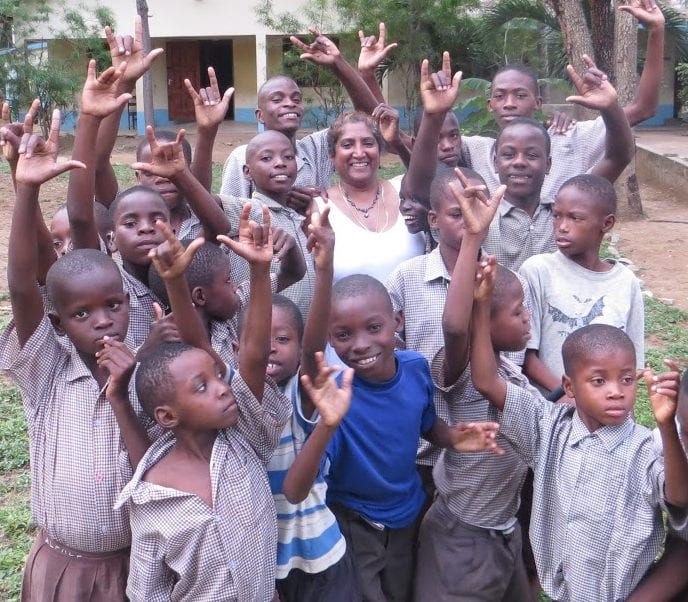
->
xmin=200 ymin=40 xmax=234 ymax=120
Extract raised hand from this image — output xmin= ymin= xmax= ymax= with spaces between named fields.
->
xmin=566 ymin=55 xmax=618 ymax=111
xmin=618 ymin=0 xmax=665 ymax=29
xmin=131 ymin=126 xmax=187 ymax=179
xmin=96 ymin=336 xmax=136 ymax=401
xmin=104 ymin=16 xmax=164 ymax=91
xmin=473 ymin=255 xmax=497 ymax=303
xmin=286 ymin=186 xmax=321 ymax=216
xmin=545 ymin=110 xmax=577 ymax=135
xmin=358 ymin=22 xmax=397 ymax=73
xmin=290 ymin=26 xmax=341 ymax=66
xmin=306 ymin=207 xmax=335 ymax=270
xmin=14 ymin=106 xmax=85 ymax=186
xmin=217 ymin=204 xmax=274 ymax=266
xmin=644 ymin=360 xmax=681 ymax=427
xmin=80 ymin=59 xmax=132 ymax=118
xmin=449 ymin=168 xmax=506 ymax=236
xmin=184 ymin=67 xmax=234 ymax=131
xmin=420 ymin=51 xmax=462 ymax=115
xmin=300 ymin=351 xmax=353 ymax=428
xmin=449 ymin=421 xmax=504 ymax=454
xmin=372 ymin=103 xmax=401 ymax=147
xmin=148 ymin=220 xmax=205 ymax=281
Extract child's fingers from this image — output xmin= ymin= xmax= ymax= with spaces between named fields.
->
xmin=153 ymin=302 xmax=164 ymax=322
xmin=221 ymin=87 xmax=235 ymax=107
xmin=378 ymin=22 xmax=386 ymax=45
xmin=581 ymin=54 xmax=596 ymax=70
xmin=130 ymin=161 xmax=154 ymax=173
xmin=451 ymin=71 xmax=463 ymax=91
xmin=86 ymin=58 xmax=97 ymax=83
xmin=1 ymin=102 xmax=9 ymax=125
xmin=184 ymin=78 xmax=202 ymax=102
xmin=565 ymin=64 xmax=584 ymax=92
xmin=441 ymin=50 xmax=451 ymax=79
xmin=261 ymin=204 xmax=272 ymax=231
xmin=208 ymin=66 xmax=219 ymax=91
xmin=491 ymin=184 xmax=507 ymax=205
xmin=289 ymin=36 xmax=310 ymax=52
xmin=176 ymin=129 xmax=186 ymax=147
xmin=144 ymin=124 xmax=158 ymax=151
xmin=340 ymin=367 xmax=355 ymax=394
xmin=420 ymin=59 xmax=430 ymax=86
xmin=23 ymin=99 xmax=40 ymax=136
xmin=51 ymin=160 xmax=87 ymax=178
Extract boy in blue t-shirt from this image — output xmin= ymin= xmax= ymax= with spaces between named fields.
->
xmin=284 ymin=272 xmax=503 ymax=601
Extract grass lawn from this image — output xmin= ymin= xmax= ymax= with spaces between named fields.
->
xmin=0 ymin=161 xmax=685 ymax=599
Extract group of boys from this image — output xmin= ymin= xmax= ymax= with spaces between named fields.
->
xmin=0 ymin=5 xmax=687 ymax=602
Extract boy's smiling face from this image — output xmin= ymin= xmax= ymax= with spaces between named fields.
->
xmin=494 ymin=123 xmax=550 ymax=202
xmin=563 ymin=347 xmax=637 ymax=432
xmin=244 ymin=131 xmax=297 ymax=200
xmin=51 ymin=267 xmax=130 ymax=356
xmin=266 ymin=305 xmax=302 ymax=386
xmin=329 ymin=292 xmax=401 ymax=383
xmin=256 ymin=77 xmax=304 ymax=136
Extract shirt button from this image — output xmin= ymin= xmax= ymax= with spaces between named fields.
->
xmin=95 ymin=474 xmax=104 ymax=482
xmin=529 ymin=224 xmax=535 ymax=231
xmin=94 ymin=419 xmax=101 ymax=427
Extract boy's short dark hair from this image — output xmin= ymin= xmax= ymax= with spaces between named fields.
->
xmin=136 ymin=130 xmax=192 ymax=165
xmin=429 ymin=165 xmax=486 ymax=210
xmin=493 ymin=63 xmax=539 ymax=96
xmin=272 ymin=294 xmax=304 ymax=340
xmin=245 ymin=130 xmax=293 ymax=164
xmin=148 ymin=241 xmax=229 ymax=308
xmin=332 ymin=274 xmax=393 ymax=312
xmin=136 ymin=341 xmax=196 ymax=419
xmin=109 ymin=185 xmax=170 ymax=221
xmin=495 ymin=117 xmax=551 ymax=156
xmin=257 ymin=76 xmax=298 ymax=105
xmin=490 ymin=264 xmax=523 ymax=316
xmin=46 ymin=249 xmax=121 ymax=309
xmin=558 ymin=174 xmax=617 ymax=215
xmin=327 ymin=111 xmax=384 ymax=157
xmin=561 ymin=324 xmax=636 ymax=376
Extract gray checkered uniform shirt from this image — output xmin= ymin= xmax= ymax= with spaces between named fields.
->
xmin=483 ymin=198 xmax=557 ymax=272
xmin=220 ymin=192 xmax=315 ymax=320
xmin=119 ymin=266 xmax=161 ymax=349
xmin=501 ymin=385 xmax=688 ymax=601
xmin=461 ymin=116 xmax=607 ymax=201
xmin=176 ymin=210 xmax=203 ymax=242
xmin=432 ymin=351 xmax=528 ymax=528
xmin=117 ymin=373 xmax=291 ymax=601
xmin=0 ymin=316 xmax=152 ymax=553
xmin=219 ymin=129 xmax=334 ymax=198
xmin=387 ymin=249 xmax=451 ymax=467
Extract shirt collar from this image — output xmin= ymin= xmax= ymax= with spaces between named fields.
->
xmin=252 ymin=191 xmax=288 ymax=210
xmin=498 ymin=197 xmax=553 ymax=217
xmin=423 ymin=247 xmax=452 ymax=283
xmin=569 ymin=412 xmax=634 ymax=451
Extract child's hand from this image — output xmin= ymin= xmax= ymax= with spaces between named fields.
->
xmin=618 ymin=0 xmax=665 ymax=30
xmin=420 ymin=51 xmax=462 ymax=115
xmin=14 ymin=106 xmax=86 ymax=186
xmin=80 ymin=59 xmax=132 ymax=118
xmin=566 ymin=56 xmax=618 ymax=112
xmin=184 ymin=67 xmax=234 ymax=131
xmin=286 ymin=186 xmax=320 ymax=216
xmin=290 ymin=26 xmax=341 ymax=66
xmin=473 ymin=256 xmax=497 ymax=303
xmin=644 ymin=360 xmax=681 ymax=427
xmin=272 ymin=228 xmax=298 ymax=261
xmin=217 ymin=204 xmax=274 ymax=267
xmin=148 ymin=221 xmax=205 ymax=281
xmin=131 ymin=126 xmax=188 ymax=179
xmin=449 ymin=421 xmax=504 ymax=454
xmin=97 ymin=336 xmax=136 ymax=403
xmin=372 ymin=103 xmax=401 ymax=147
xmin=358 ymin=23 xmax=397 ymax=73
xmin=0 ymin=102 xmax=23 ymax=165
xmin=300 ymin=351 xmax=353 ymax=428
xmin=104 ymin=16 xmax=164 ymax=91
xmin=307 ymin=207 xmax=335 ymax=271
xmin=545 ymin=110 xmax=576 ymax=135
xmin=450 ymin=168 xmax=506 ymax=236
xmin=137 ymin=303 xmax=181 ymax=359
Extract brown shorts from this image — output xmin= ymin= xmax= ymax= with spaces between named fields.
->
xmin=21 ymin=530 xmax=129 ymax=602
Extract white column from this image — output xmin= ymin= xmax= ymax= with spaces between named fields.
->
xmin=255 ymin=33 xmax=267 ymax=131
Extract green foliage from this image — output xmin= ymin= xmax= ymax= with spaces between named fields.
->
xmin=677 ymin=62 xmax=688 ymax=119
xmin=0 ymin=1 xmax=115 ymax=137
xmin=0 ymin=385 xmax=27 ymax=471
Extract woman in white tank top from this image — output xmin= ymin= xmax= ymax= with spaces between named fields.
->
xmin=316 ymin=111 xmax=425 ymax=283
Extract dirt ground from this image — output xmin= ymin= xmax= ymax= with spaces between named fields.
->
xmin=0 ymin=128 xmax=686 ymax=312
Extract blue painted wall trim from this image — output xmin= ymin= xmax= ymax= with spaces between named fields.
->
xmin=636 ymin=104 xmax=674 ymax=127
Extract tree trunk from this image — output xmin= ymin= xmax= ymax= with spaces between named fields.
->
xmin=547 ymin=0 xmax=596 ymax=119
xmin=614 ymin=2 xmax=643 ymax=216
xmin=136 ymin=0 xmax=155 ymax=129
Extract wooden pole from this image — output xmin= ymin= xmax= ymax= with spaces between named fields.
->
xmin=136 ymin=0 xmax=155 ymax=128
